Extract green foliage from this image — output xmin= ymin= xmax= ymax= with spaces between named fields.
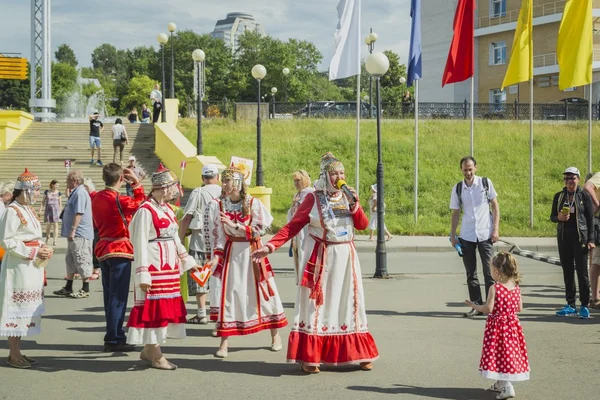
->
xmin=51 ymin=62 xmax=78 ymax=114
xmin=0 ymin=73 xmax=30 ymax=110
xmin=91 ymin=43 xmax=119 ymax=75
xmin=177 ymin=118 xmax=593 ymax=236
xmin=120 ymin=75 xmax=155 ymax=113
xmin=55 ymin=44 xmax=78 ymax=67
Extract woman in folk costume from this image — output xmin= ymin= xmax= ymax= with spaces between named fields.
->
xmin=127 ymin=164 xmax=199 ymax=370
xmin=252 ymin=152 xmax=379 ymax=374
xmin=0 ymin=169 xmax=53 ymax=369
xmin=287 ymin=170 xmax=314 ymax=283
xmin=206 ymin=166 xmax=287 ymax=358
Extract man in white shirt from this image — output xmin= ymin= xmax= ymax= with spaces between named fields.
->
xmin=150 ymin=83 xmax=163 ymax=123
xmin=450 ymin=156 xmax=500 ymax=317
xmin=179 ymin=164 xmax=221 ymax=324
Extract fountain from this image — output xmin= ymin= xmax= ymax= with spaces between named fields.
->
xmin=60 ymin=71 xmax=107 ymax=122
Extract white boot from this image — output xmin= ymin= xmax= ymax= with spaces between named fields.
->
xmin=496 ymin=382 xmax=515 ymax=399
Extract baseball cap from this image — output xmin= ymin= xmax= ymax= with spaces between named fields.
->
xmin=128 ymin=156 xmax=136 ymax=161
xmin=563 ymin=167 xmax=580 ymax=177
xmin=202 ymin=164 xmax=219 ymax=176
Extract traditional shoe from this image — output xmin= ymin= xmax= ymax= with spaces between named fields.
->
xmin=301 ymin=364 xmax=320 ymax=374
xmin=22 ymin=355 xmax=38 ymax=365
xmin=271 ymin=335 xmax=283 ymax=352
xmin=211 ymin=329 xmax=218 ymax=337
xmin=214 ymin=349 xmax=228 ymax=358
xmin=7 ymin=356 xmax=31 ymax=369
xmin=360 ymin=362 xmax=373 ymax=371
xmin=151 ymin=360 xmax=177 ymax=370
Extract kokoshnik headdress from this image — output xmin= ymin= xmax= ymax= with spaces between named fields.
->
xmin=221 ymin=165 xmax=245 ymax=192
xmin=314 ymin=152 xmax=344 ymax=192
xmin=151 ymin=163 xmax=178 ymax=189
xmin=15 ymin=168 xmax=41 ymax=204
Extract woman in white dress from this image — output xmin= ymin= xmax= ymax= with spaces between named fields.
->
xmin=252 ymin=152 xmax=379 ymax=374
xmin=0 ymin=169 xmax=53 ymax=369
xmin=206 ymin=167 xmax=287 ymax=358
xmin=126 ymin=164 xmax=199 ymax=370
xmin=287 ymin=170 xmax=314 ymax=283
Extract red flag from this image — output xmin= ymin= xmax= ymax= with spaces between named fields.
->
xmin=442 ymin=0 xmax=476 ymax=87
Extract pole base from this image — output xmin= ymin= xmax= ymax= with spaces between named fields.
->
xmin=372 ymin=272 xmax=391 ymax=279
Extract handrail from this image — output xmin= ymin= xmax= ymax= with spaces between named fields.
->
xmin=476 ymin=0 xmax=566 ymax=29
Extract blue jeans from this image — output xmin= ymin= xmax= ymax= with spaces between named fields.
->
xmin=100 ymin=257 xmax=131 ymax=344
xmin=125 ymin=183 xmax=133 ymax=197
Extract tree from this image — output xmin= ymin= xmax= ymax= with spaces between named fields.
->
xmin=55 ymin=44 xmax=78 ymax=67
xmin=120 ymin=75 xmax=155 ymax=114
xmin=91 ymin=43 xmax=118 ymax=75
xmin=51 ymin=62 xmax=78 ymax=115
xmin=0 ymin=75 xmax=30 ymax=111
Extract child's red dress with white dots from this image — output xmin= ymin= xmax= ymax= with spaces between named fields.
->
xmin=479 ymin=283 xmax=530 ymax=381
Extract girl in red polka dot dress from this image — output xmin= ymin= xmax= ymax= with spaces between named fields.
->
xmin=466 ymin=252 xmax=530 ymax=400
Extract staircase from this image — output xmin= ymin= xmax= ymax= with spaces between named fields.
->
xmin=0 ymin=122 xmax=161 ymax=194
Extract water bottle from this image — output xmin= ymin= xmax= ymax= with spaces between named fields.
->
xmin=449 ymin=235 xmax=463 ymax=257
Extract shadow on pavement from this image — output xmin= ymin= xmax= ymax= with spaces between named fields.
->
xmin=347 ymin=384 xmax=497 ymax=399
xmin=369 ymin=310 xmax=599 ymax=324
xmin=168 ymin=358 xmax=299 ymax=377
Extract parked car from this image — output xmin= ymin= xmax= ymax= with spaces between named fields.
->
xmin=309 ymin=101 xmax=380 ymax=118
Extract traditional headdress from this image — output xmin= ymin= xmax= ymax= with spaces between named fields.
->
xmin=151 ymin=163 xmax=178 ymax=189
xmin=221 ymin=165 xmax=245 ymax=192
xmin=314 ymin=152 xmax=344 ymax=192
xmin=15 ymin=169 xmax=41 ymax=204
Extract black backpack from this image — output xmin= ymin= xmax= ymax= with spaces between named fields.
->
xmin=455 ymin=177 xmax=490 ymax=210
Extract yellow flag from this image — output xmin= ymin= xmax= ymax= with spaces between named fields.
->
xmin=557 ymin=0 xmax=592 ymax=90
xmin=501 ymin=0 xmax=532 ymax=90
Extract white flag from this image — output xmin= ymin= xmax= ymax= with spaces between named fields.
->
xmin=329 ymin=0 xmax=361 ymax=80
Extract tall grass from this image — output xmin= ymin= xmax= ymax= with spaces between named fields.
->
xmin=177 ymin=118 xmax=598 ymax=236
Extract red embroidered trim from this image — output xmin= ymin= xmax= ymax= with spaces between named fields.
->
xmin=11 ymin=289 xmax=44 ymax=304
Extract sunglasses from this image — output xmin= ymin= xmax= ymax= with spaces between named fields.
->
xmin=564 ymin=176 xmax=578 ymax=181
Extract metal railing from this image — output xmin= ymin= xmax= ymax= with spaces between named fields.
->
xmin=533 ymin=53 xmax=557 ymax=68
xmin=476 ymin=0 xmax=566 ymax=29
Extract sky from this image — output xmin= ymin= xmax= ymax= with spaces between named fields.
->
xmin=0 ymin=0 xmax=412 ymax=71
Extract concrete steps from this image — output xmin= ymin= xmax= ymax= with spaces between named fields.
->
xmin=0 ymin=122 xmax=162 ymax=195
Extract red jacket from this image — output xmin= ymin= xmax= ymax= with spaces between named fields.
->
xmin=92 ymin=185 xmax=145 ymax=261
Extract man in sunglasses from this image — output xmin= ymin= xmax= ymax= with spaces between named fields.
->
xmin=551 ymin=167 xmax=595 ymax=319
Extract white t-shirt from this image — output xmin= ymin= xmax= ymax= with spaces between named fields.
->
xmin=112 ymin=124 xmax=126 ymax=140
xmin=0 ymin=201 xmax=5 ymax=218
xmin=183 ymin=184 xmax=221 ymax=252
xmin=449 ymin=175 xmax=497 ymax=242
xmin=150 ymin=89 xmax=162 ymax=104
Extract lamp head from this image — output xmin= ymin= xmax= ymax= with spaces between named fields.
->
xmin=157 ymin=33 xmax=168 ymax=45
xmin=192 ymin=49 xmax=205 ymax=62
xmin=167 ymin=22 xmax=177 ymax=32
xmin=399 ymin=76 xmax=407 ymax=84
xmin=252 ymin=64 xmax=267 ymax=81
xmin=271 ymin=87 xmax=277 ymax=94
xmin=366 ymin=52 xmax=390 ymax=77
xmin=282 ymin=67 xmax=290 ymax=76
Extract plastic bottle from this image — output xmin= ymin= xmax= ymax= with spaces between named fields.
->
xmin=449 ymin=235 xmax=463 ymax=257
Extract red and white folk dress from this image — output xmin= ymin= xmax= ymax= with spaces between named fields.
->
xmin=206 ymin=196 xmax=287 ymax=337
xmin=267 ymin=191 xmax=379 ymax=366
xmin=479 ymin=283 xmax=530 ymax=381
xmin=127 ymin=199 xmax=196 ymax=344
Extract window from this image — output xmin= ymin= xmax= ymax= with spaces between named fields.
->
xmin=490 ymin=42 xmax=506 ymax=65
xmin=508 ymin=85 xmax=518 ymax=94
xmin=491 ymin=0 xmax=506 ymax=17
xmin=489 ymin=89 xmax=506 ymax=104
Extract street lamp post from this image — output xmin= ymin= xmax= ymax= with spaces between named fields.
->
xmin=252 ymin=64 xmax=267 ymax=186
xmin=399 ymin=76 xmax=407 ymax=117
xmin=192 ymin=49 xmax=205 ymax=155
xmin=271 ymin=87 xmax=277 ymax=119
xmin=365 ymin=29 xmax=378 ymax=119
xmin=366 ymin=52 xmax=390 ymax=279
xmin=167 ymin=22 xmax=177 ymax=99
xmin=282 ymin=67 xmax=290 ymax=101
xmin=157 ymin=33 xmax=169 ymax=123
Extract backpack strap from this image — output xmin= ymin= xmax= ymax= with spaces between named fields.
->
xmin=455 ymin=181 xmax=463 ymax=209
xmin=456 ymin=176 xmax=491 ymax=210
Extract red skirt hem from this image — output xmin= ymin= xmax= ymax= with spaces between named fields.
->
xmin=127 ymin=297 xmax=187 ymax=328
xmin=286 ymin=331 xmax=379 ymax=365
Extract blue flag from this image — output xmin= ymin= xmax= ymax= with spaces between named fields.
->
xmin=407 ymin=0 xmax=422 ymax=87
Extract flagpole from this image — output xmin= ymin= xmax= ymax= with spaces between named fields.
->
xmin=414 ymin=79 xmax=419 ymax=223
xmin=470 ymin=77 xmax=474 ymax=156
xmin=589 ymin=82 xmax=593 ymax=175
xmin=356 ymin=73 xmax=361 ymax=195
xmin=529 ymin=78 xmax=534 ymax=229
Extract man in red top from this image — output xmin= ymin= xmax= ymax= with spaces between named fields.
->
xmin=92 ymin=163 xmax=145 ymax=352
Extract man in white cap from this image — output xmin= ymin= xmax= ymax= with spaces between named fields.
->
xmin=179 ymin=164 xmax=221 ymax=324
xmin=125 ymin=156 xmax=146 ymax=196
xmin=552 ymin=166 xmax=595 ymax=319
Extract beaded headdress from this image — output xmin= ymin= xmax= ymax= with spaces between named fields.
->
xmin=151 ymin=163 xmax=178 ymax=189
xmin=315 ymin=152 xmax=344 ymax=192
xmin=15 ymin=168 xmax=41 ymax=191
xmin=221 ymin=165 xmax=245 ymax=191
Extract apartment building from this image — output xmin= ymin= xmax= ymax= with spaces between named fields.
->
xmin=421 ymin=0 xmax=600 ymax=104
xmin=211 ymin=12 xmax=266 ymax=54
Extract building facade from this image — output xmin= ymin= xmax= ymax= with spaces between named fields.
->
xmin=421 ymin=0 xmax=600 ymax=104
xmin=211 ymin=12 xmax=266 ymax=54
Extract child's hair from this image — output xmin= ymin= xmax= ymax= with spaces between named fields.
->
xmin=491 ymin=251 xmax=521 ymax=285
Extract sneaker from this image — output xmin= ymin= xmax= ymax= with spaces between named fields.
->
xmin=463 ymin=308 xmax=483 ymax=318
xmin=53 ymin=287 xmax=73 ymax=296
xmin=96 ymin=160 xmax=103 ymax=166
xmin=488 ymin=381 xmax=503 ymax=392
xmin=579 ymin=306 xmax=591 ymax=319
xmin=496 ymin=384 xmax=515 ymax=399
xmin=69 ymin=289 xmax=90 ymax=298
xmin=555 ymin=304 xmax=577 ymax=317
